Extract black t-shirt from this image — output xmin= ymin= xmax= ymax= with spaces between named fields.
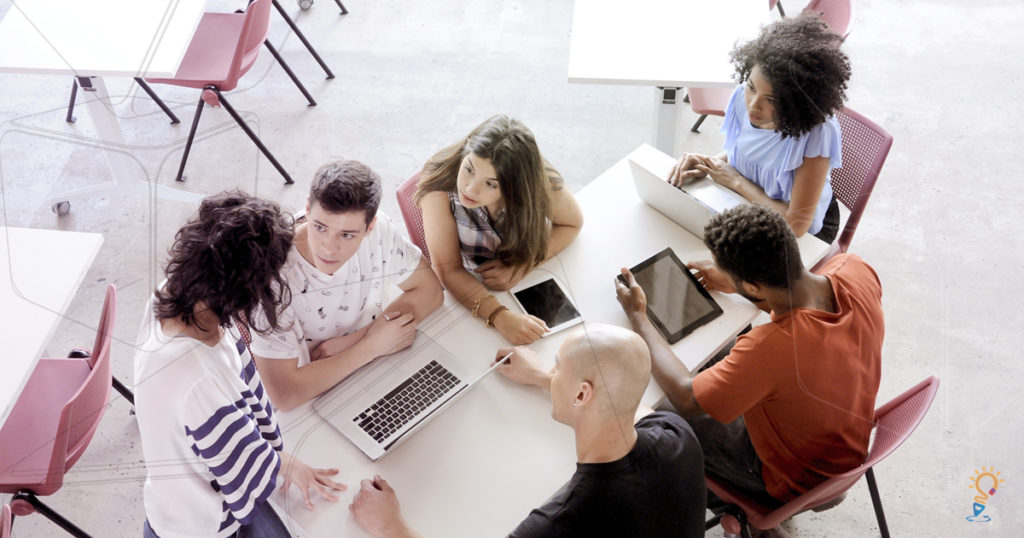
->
xmin=509 ymin=411 xmax=705 ymax=538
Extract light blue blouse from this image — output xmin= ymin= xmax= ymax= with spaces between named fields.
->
xmin=721 ymin=85 xmax=842 ymax=235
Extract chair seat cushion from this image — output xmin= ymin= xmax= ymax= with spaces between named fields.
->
xmin=146 ymin=12 xmax=253 ymax=91
xmin=0 ymin=357 xmax=91 ymax=493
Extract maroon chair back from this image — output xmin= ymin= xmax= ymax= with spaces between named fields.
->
xmin=61 ymin=285 xmax=116 ymax=471
xmin=396 ymin=172 xmax=430 ymax=264
xmin=829 ymin=107 xmax=894 ymax=255
xmin=804 ymin=0 xmax=855 ymax=40
xmin=225 ymin=0 xmax=274 ymax=90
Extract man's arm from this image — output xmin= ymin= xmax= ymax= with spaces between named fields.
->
xmin=256 ymin=313 xmax=416 ymax=411
xmin=614 ymin=268 xmax=706 ymax=418
xmin=383 ymin=255 xmax=444 ymax=322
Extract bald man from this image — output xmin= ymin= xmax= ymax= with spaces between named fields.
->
xmin=349 ymin=324 xmax=706 ymax=537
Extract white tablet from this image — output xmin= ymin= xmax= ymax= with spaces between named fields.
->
xmin=509 ymin=276 xmax=584 ymax=336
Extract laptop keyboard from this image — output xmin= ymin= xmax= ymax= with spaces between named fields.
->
xmin=353 ymin=360 xmax=462 ymax=443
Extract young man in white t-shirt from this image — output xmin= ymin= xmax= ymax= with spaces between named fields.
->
xmin=251 ymin=160 xmax=444 ymax=410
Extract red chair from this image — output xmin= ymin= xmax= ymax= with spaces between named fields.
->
xmin=705 ymin=376 xmax=940 ymax=538
xmin=804 ymin=0 xmax=855 ymax=40
xmin=146 ymin=0 xmax=299 ymax=184
xmin=811 ymin=107 xmax=893 ymax=271
xmin=0 ymin=285 xmax=117 ymax=537
xmin=396 ymin=172 xmax=431 ymax=264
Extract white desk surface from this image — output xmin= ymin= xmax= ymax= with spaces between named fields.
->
xmin=0 ymin=0 xmax=206 ymax=77
xmin=270 ymin=144 xmax=830 ymax=537
xmin=568 ymin=0 xmax=769 ymax=87
xmin=0 ymin=226 xmax=103 ymax=425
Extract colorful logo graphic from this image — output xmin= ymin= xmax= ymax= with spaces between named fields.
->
xmin=966 ymin=466 xmax=1004 ymax=522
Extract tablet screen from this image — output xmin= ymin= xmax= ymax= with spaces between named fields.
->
xmin=627 ymin=248 xmax=722 ymax=343
xmin=512 ymin=278 xmax=582 ymax=328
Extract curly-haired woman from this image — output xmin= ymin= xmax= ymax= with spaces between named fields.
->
xmin=670 ymin=14 xmax=852 ymax=241
xmin=416 ymin=115 xmax=583 ymax=344
xmin=134 ymin=192 xmax=344 ymax=537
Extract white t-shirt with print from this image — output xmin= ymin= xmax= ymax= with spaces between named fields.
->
xmin=250 ymin=213 xmax=422 ymax=366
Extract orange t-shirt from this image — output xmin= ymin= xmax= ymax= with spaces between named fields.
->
xmin=692 ymin=254 xmax=884 ymax=501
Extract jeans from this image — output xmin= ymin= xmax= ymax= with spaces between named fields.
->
xmin=144 ymin=501 xmax=290 ymax=538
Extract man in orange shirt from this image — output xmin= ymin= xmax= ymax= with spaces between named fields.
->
xmin=615 ymin=204 xmax=883 ymax=515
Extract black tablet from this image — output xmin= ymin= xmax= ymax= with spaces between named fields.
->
xmin=510 ymin=276 xmax=584 ymax=336
xmin=622 ymin=248 xmax=722 ymax=343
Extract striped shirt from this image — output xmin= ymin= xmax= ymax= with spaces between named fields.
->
xmin=134 ymin=296 xmax=283 ymax=537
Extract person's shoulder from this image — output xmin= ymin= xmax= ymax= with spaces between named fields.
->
xmin=824 ymin=253 xmax=883 ymax=302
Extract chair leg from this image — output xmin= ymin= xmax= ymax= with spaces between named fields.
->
xmin=175 ymin=95 xmax=206 ymax=182
xmin=262 ymin=40 xmax=318 ymax=106
xmin=272 ymin=0 xmax=335 ymax=79
xmin=334 ymin=0 xmax=348 ymax=15
xmin=133 ymin=78 xmax=180 ymax=124
xmin=691 ymin=114 xmax=708 ymax=133
xmin=12 ymin=491 xmax=93 ymax=538
xmin=66 ymin=79 xmax=79 ymax=123
xmin=776 ymin=1 xmax=786 ymax=17
xmin=865 ymin=468 xmax=891 ymax=538
xmin=112 ymin=376 xmax=136 ymax=406
xmin=212 ymin=88 xmax=294 ymax=185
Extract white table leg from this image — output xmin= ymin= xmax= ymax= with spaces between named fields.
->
xmin=49 ymin=76 xmax=201 ymax=210
xmin=653 ymin=86 xmax=682 ymax=155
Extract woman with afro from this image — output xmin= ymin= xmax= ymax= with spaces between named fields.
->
xmin=670 ymin=14 xmax=852 ymax=242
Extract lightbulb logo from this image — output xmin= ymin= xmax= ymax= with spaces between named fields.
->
xmin=966 ymin=466 xmax=1004 ymax=522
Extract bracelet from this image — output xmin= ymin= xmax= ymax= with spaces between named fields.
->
xmin=485 ymin=305 xmax=509 ymax=328
xmin=471 ymin=293 xmax=494 ymax=318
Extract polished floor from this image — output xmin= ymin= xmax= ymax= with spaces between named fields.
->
xmin=1 ymin=0 xmax=1021 ymax=536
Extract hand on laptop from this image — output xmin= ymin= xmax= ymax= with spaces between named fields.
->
xmin=692 ymin=155 xmax=744 ymax=192
xmin=278 ymin=451 xmax=345 ymax=511
xmin=363 ymin=311 xmax=417 ymax=357
xmin=668 ymin=152 xmax=710 ymax=187
xmin=494 ymin=346 xmax=552 ymax=391
xmin=686 ymin=261 xmax=736 ymax=294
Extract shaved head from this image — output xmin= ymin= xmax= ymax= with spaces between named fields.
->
xmin=559 ymin=324 xmax=652 ymax=423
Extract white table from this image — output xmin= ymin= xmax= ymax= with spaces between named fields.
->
xmin=0 ymin=226 xmax=103 ymax=426
xmin=0 ymin=0 xmax=207 ymax=213
xmin=268 ymin=145 xmax=829 ymax=537
xmin=568 ymin=0 xmax=768 ymax=154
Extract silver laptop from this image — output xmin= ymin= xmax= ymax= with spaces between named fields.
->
xmin=311 ymin=330 xmax=501 ymax=460
xmin=629 ymin=158 xmax=746 ymax=238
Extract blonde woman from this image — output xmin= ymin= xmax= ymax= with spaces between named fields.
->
xmin=416 ymin=115 xmax=583 ymax=344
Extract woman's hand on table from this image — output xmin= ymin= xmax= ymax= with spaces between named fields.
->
xmin=668 ymin=152 xmax=710 ymax=186
xmin=278 ymin=451 xmax=345 ymax=510
xmin=474 ymin=260 xmax=525 ymax=291
xmin=494 ymin=310 xmax=548 ymax=345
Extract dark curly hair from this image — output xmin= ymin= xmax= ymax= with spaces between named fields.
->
xmin=309 ymin=160 xmax=381 ymax=226
xmin=154 ymin=191 xmax=295 ymax=334
xmin=703 ymin=204 xmax=802 ymax=289
xmin=731 ymin=13 xmax=851 ymax=138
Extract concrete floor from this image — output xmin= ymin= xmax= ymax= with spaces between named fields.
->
xmin=1 ymin=0 xmax=1021 ymax=536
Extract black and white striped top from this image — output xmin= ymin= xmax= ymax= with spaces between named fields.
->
xmin=135 ymin=300 xmax=284 ymax=537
